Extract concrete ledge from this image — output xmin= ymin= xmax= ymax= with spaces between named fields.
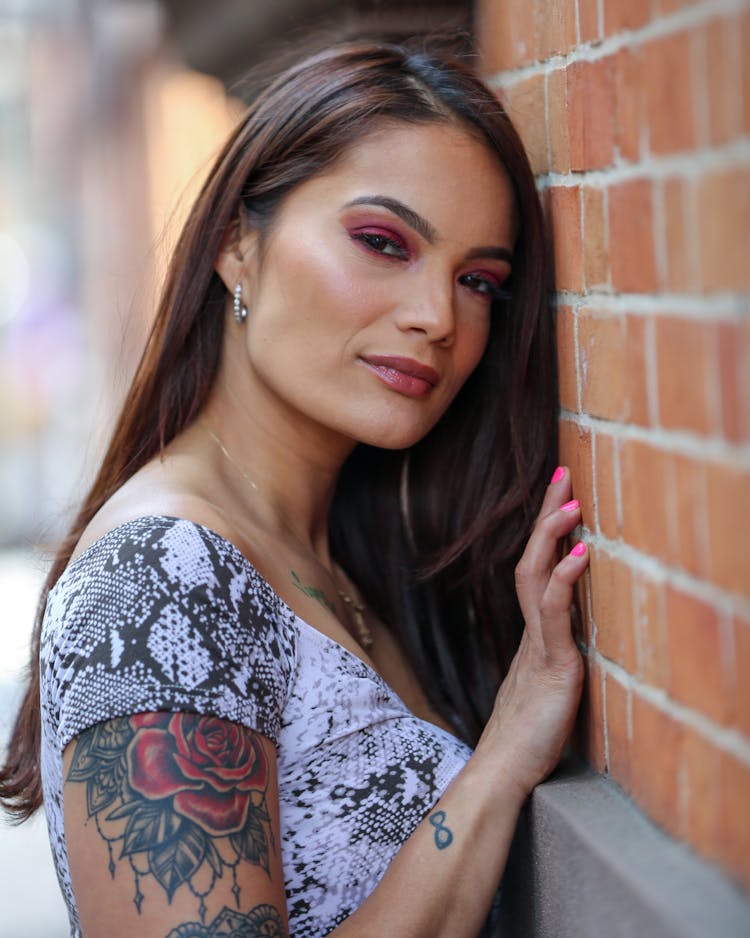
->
xmin=497 ymin=761 xmax=750 ymax=938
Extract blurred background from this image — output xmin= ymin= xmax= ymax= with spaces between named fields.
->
xmin=0 ymin=1 xmax=468 ymax=933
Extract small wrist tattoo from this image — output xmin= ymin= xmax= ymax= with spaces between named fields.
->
xmin=428 ymin=809 xmax=454 ymax=850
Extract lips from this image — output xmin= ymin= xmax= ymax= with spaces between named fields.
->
xmin=360 ymin=354 xmax=440 ymax=399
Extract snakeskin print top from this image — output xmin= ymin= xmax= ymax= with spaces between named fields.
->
xmin=39 ymin=515 xmax=472 ymax=937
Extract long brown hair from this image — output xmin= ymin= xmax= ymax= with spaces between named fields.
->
xmin=1 ymin=37 xmax=556 ymax=820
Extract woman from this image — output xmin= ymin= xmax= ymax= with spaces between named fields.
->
xmin=1 ymin=39 xmax=587 ymax=937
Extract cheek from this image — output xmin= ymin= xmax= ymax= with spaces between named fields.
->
xmin=259 ymin=233 xmax=379 ymax=335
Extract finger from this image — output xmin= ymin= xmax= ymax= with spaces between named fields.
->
xmin=538 ymin=541 xmax=589 ymax=658
xmin=515 ymin=499 xmax=583 ymax=625
xmin=535 ymin=465 xmax=573 ymax=522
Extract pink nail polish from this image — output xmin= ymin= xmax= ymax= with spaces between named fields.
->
xmin=570 ymin=542 xmax=587 ymax=557
xmin=550 ymin=466 xmax=565 ymax=484
xmin=560 ymin=499 xmax=579 ymax=512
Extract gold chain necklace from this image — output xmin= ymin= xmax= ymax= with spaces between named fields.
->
xmin=204 ymin=425 xmax=259 ymax=492
xmin=202 ymin=421 xmax=374 ymax=650
xmin=335 ymin=589 xmax=373 ymax=650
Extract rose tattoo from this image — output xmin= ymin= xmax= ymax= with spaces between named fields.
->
xmin=127 ymin=713 xmax=268 ymax=835
xmin=67 ymin=713 xmax=275 ymax=922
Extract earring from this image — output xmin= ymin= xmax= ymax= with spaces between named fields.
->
xmin=233 ymin=283 xmax=248 ymax=324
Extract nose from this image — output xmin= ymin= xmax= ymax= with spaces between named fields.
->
xmin=394 ymin=276 xmax=455 ymax=346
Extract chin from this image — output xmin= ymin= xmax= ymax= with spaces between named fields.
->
xmin=351 ymin=417 xmax=440 ymax=451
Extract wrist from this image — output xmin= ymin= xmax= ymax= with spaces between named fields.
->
xmin=464 ymin=741 xmax=531 ymax=814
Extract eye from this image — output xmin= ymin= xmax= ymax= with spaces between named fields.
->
xmin=458 ymin=273 xmax=511 ymax=303
xmin=351 ymin=230 xmax=410 ymax=260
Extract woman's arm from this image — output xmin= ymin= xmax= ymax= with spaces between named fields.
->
xmin=63 ymin=472 xmax=584 ymax=938
xmin=63 ymin=714 xmax=288 ymax=938
xmin=332 ymin=468 xmax=587 ymax=938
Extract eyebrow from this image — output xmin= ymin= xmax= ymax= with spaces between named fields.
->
xmin=344 ymin=195 xmax=438 ymax=243
xmin=343 ymin=194 xmax=513 ymax=264
xmin=466 ymin=245 xmax=514 ymax=264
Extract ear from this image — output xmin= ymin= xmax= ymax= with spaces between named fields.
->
xmin=214 ymin=216 xmax=259 ymax=294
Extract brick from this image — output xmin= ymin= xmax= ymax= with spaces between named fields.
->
xmin=719 ymin=752 xmax=750 ymax=890
xmin=705 ymin=460 xmax=750 ymax=598
xmin=535 ymin=0 xmax=577 ymax=59
xmin=594 ymin=432 xmax=619 ymax=539
xmin=548 ymin=185 xmax=583 ymax=292
xmin=477 ymin=0 xmax=536 ymax=72
xmin=556 ymin=305 xmax=577 ymax=412
xmin=663 ymin=177 xmax=697 ymax=293
xmin=608 ymin=179 xmax=658 ymax=293
xmin=614 ymin=46 xmax=645 ymax=163
xmin=605 ymin=674 xmax=631 ymax=792
xmin=624 ymin=315 xmax=650 ymax=426
xmin=733 ymin=614 xmax=750 ymax=737
xmin=603 ymin=0 xmax=652 ymax=34
xmin=698 ymin=167 xmax=750 ymax=292
xmin=742 ymin=10 xmax=750 ymax=133
xmin=704 ymin=16 xmax=743 ymax=146
xmin=682 ymin=728 xmax=723 ymax=864
xmin=620 ymin=438 xmax=671 ymax=561
xmin=582 ymin=186 xmax=609 ymax=290
xmin=644 ymin=30 xmax=697 ymax=155
xmin=578 ymin=0 xmax=601 ymax=43
xmin=660 ymin=0 xmax=702 ymax=11
xmin=578 ymin=655 xmax=606 ymax=771
xmin=655 ymin=317 xmax=717 ymax=434
xmin=631 ymin=694 xmax=684 ymax=839
xmin=682 ymin=727 xmax=750 ymax=889
xmin=633 ymin=571 xmax=669 ymax=688
xmin=667 ymin=452 xmax=709 ymax=579
xmin=590 ymin=549 xmax=636 ymax=670
xmin=578 ymin=309 xmax=626 ymax=421
xmin=567 ymin=57 xmax=616 ymax=170
xmin=504 ymin=74 xmax=548 ymax=176
xmin=558 ymin=418 xmax=594 ymax=530
xmin=666 ymin=586 xmax=734 ymax=725
xmin=547 ymin=68 xmax=570 ymax=173
xmin=718 ymin=320 xmax=750 ymax=443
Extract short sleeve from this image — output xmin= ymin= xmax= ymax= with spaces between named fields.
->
xmin=40 ymin=516 xmax=298 ymax=750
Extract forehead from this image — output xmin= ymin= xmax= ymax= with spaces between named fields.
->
xmin=284 ymin=121 xmax=517 ymax=247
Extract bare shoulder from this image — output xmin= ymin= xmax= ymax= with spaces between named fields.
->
xmin=70 ymin=458 xmax=245 ymax=565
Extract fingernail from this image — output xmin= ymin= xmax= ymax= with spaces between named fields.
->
xmin=560 ymin=499 xmax=579 ymax=512
xmin=550 ymin=466 xmax=565 ymax=484
xmin=570 ymin=542 xmax=587 ymax=557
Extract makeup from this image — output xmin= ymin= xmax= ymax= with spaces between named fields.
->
xmin=360 ymin=355 xmax=439 ymax=398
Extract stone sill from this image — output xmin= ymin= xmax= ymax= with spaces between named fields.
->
xmin=497 ymin=760 xmax=750 ymax=938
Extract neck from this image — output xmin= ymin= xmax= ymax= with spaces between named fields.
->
xmin=193 ymin=368 xmax=355 ymax=563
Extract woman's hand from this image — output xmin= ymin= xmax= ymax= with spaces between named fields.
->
xmin=337 ymin=466 xmax=587 ymax=938
xmin=476 ymin=466 xmax=588 ymax=800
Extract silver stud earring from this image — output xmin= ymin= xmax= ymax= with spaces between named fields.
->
xmin=233 ymin=283 xmax=248 ymax=324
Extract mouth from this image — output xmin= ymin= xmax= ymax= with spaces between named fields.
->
xmin=360 ymin=355 xmax=440 ymax=399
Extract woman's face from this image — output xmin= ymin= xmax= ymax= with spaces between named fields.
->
xmin=226 ymin=121 xmax=517 ymax=451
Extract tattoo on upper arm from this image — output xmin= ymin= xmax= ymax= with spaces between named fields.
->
xmin=428 ymin=809 xmax=454 ymax=850
xmin=165 ymin=902 xmax=286 ymax=937
xmin=66 ymin=714 xmax=277 ymax=925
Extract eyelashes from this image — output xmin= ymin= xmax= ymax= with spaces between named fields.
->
xmin=351 ymin=229 xmax=410 ymax=260
xmin=457 ymin=273 xmax=511 ymax=303
xmin=350 ymin=228 xmax=510 ymax=303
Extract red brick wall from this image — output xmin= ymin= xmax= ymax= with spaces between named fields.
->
xmin=476 ymin=0 xmax=750 ymax=892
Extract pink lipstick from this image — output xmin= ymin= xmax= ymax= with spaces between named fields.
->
xmin=361 ymin=355 xmax=440 ymax=399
